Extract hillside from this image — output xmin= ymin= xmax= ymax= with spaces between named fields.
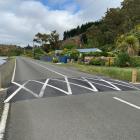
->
xmin=63 ymin=0 xmax=140 ymax=51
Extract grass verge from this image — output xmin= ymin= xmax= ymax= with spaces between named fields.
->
xmin=58 ymin=63 xmax=140 ymax=82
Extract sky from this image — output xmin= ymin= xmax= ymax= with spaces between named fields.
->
xmin=0 ymin=0 xmax=123 ymax=46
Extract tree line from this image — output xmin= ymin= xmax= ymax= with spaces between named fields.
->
xmin=63 ymin=0 xmax=140 ymax=52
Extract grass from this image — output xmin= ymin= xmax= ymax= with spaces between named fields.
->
xmin=58 ymin=63 xmax=140 ymax=82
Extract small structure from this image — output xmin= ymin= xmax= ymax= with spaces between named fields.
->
xmin=77 ymin=48 xmax=102 ymax=53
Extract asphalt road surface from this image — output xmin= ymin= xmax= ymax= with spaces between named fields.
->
xmin=4 ymin=57 xmax=140 ymax=140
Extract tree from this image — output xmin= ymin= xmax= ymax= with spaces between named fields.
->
xmin=116 ymin=34 xmax=139 ymax=56
xmin=34 ymin=33 xmax=49 ymax=48
xmin=125 ymin=35 xmax=139 ymax=56
xmin=49 ymin=30 xmax=60 ymax=50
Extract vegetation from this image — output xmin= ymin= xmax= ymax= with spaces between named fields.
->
xmin=33 ymin=30 xmax=60 ymax=53
xmin=58 ymin=63 xmax=140 ymax=82
xmin=63 ymin=0 xmax=140 ymax=52
xmin=0 ymin=44 xmax=23 ymax=56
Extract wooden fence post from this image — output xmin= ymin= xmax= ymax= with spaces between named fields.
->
xmin=132 ymin=69 xmax=137 ymax=83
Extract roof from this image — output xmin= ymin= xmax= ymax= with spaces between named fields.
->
xmin=77 ymin=48 xmax=102 ymax=53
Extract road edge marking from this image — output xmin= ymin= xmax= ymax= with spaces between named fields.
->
xmin=0 ymin=103 xmax=10 ymax=140
xmin=113 ymin=97 xmax=140 ymax=110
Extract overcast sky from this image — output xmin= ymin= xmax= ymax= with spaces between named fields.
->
xmin=0 ymin=0 xmax=123 ymax=46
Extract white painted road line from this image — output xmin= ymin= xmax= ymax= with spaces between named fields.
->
xmin=39 ymin=79 xmax=50 ymax=97
xmin=99 ymin=79 xmax=121 ymax=91
xmin=29 ymin=80 xmax=69 ymax=95
xmin=29 ymin=59 xmax=66 ymax=77
xmin=0 ymin=58 xmax=16 ymax=139
xmin=12 ymin=82 xmax=39 ymax=98
xmin=0 ymin=103 xmax=10 ymax=140
xmin=65 ymin=77 xmax=72 ymax=95
xmin=11 ymin=59 xmax=16 ymax=82
xmin=28 ymin=59 xmax=73 ymax=95
xmin=4 ymin=81 xmax=29 ymax=103
xmin=51 ymin=78 xmax=98 ymax=92
xmin=113 ymin=97 xmax=140 ymax=110
xmin=82 ymin=77 xmax=98 ymax=92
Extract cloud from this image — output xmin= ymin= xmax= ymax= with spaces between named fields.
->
xmin=0 ymin=0 xmax=123 ymax=46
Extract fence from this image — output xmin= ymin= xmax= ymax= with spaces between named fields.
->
xmin=40 ymin=56 xmax=68 ymax=63
xmin=0 ymin=58 xmax=15 ymax=88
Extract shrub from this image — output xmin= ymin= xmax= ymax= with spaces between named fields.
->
xmin=69 ymin=49 xmax=79 ymax=61
xmin=105 ymin=57 xmax=115 ymax=66
xmin=115 ymin=53 xmax=131 ymax=67
xmin=130 ymin=56 xmax=140 ymax=67
xmin=63 ymin=44 xmax=77 ymax=50
xmin=89 ymin=58 xmax=105 ymax=66
xmin=52 ymin=57 xmax=59 ymax=63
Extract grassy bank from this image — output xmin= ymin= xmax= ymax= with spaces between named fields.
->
xmin=58 ymin=63 xmax=140 ymax=82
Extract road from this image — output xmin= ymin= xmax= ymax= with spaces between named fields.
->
xmin=4 ymin=57 xmax=140 ymax=140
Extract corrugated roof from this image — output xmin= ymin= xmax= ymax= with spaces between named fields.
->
xmin=77 ymin=48 xmax=102 ymax=53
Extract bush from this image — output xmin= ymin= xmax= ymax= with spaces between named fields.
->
xmin=52 ymin=57 xmax=59 ymax=63
xmin=62 ymin=44 xmax=77 ymax=50
xmin=130 ymin=56 xmax=140 ymax=67
xmin=105 ymin=57 xmax=115 ymax=66
xmin=69 ymin=49 xmax=79 ymax=61
xmin=115 ymin=53 xmax=131 ymax=67
xmin=89 ymin=58 xmax=105 ymax=66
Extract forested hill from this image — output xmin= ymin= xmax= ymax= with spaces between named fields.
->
xmin=63 ymin=21 xmax=101 ymax=40
xmin=63 ymin=0 xmax=140 ymax=51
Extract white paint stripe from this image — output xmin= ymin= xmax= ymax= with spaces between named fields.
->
xmin=113 ymin=97 xmax=140 ymax=110
xmin=47 ymin=84 xmax=69 ymax=95
xmin=86 ymin=77 xmax=140 ymax=91
xmin=12 ymin=82 xmax=39 ymax=98
xmin=83 ymin=77 xmax=121 ymax=91
xmin=82 ymin=77 xmax=98 ymax=92
xmin=28 ymin=80 xmax=44 ymax=84
xmin=70 ymin=77 xmax=118 ymax=91
xmin=39 ymin=79 xmax=49 ymax=97
xmin=4 ymin=87 xmax=22 ymax=103
xmin=51 ymin=79 xmax=97 ymax=92
xmin=99 ymin=79 xmax=121 ymax=91
xmin=29 ymin=60 xmax=66 ymax=77
xmin=28 ymin=80 xmax=69 ymax=95
xmin=28 ymin=60 xmax=73 ymax=95
xmin=65 ymin=77 xmax=72 ymax=95
xmin=110 ymin=82 xmax=140 ymax=90
xmin=4 ymin=80 xmax=39 ymax=103
xmin=11 ymin=59 xmax=16 ymax=82
xmin=0 ymin=103 xmax=10 ymax=140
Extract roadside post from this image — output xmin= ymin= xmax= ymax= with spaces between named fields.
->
xmin=0 ymin=72 xmax=1 ymax=89
xmin=132 ymin=69 xmax=137 ymax=83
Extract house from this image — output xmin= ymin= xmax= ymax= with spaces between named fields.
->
xmin=77 ymin=48 xmax=102 ymax=53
